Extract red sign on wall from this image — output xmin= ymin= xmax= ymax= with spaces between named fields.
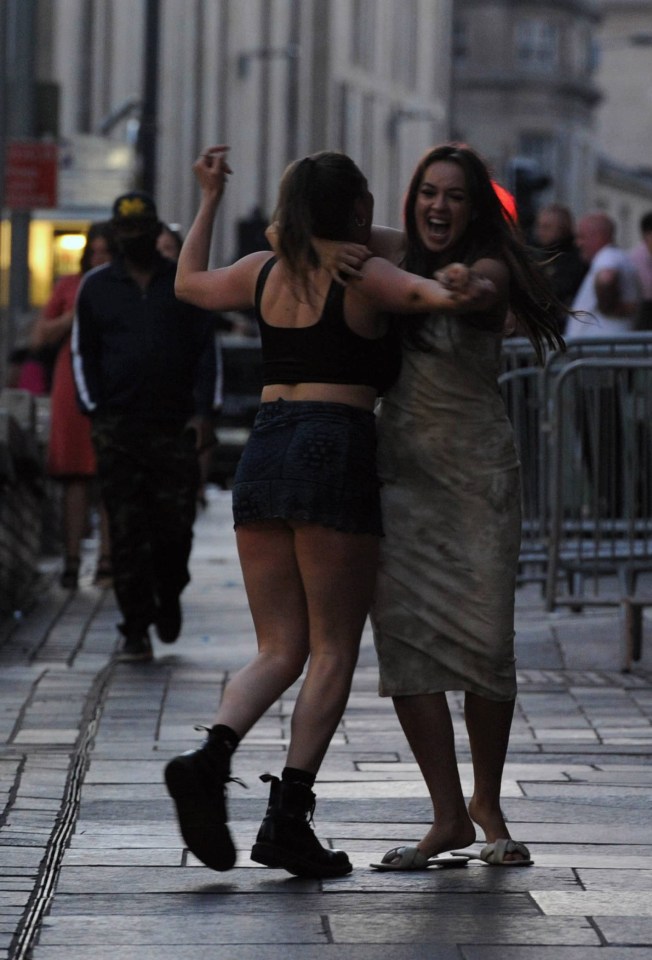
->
xmin=4 ymin=140 xmax=58 ymax=209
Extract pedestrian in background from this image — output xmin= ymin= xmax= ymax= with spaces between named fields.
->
xmin=533 ymin=203 xmax=586 ymax=317
xmin=565 ymin=212 xmax=642 ymax=515
xmin=72 ymin=191 xmax=221 ymax=661
xmin=628 ymin=210 xmax=652 ymax=330
xmin=165 ymin=146 xmax=489 ymax=880
xmin=566 ymin=211 xmax=641 ymax=338
xmin=157 ymin=223 xmax=185 ymax=262
xmin=157 ymin=222 xmax=223 ymax=507
xmin=31 ymin=221 xmax=115 ymax=589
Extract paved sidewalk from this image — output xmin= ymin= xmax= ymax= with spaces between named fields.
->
xmin=1 ymin=487 xmax=652 ymax=959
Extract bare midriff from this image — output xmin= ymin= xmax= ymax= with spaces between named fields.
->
xmin=260 ymin=382 xmax=377 ymax=411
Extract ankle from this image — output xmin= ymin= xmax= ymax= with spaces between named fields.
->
xmin=468 ymin=797 xmax=508 ymax=836
xmin=281 ymin=766 xmax=315 ymax=788
xmin=208 ymin=724 xmax=240 ymax=755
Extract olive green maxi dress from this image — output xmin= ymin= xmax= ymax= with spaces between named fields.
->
xmin=371 ymin=313 xmax=521 ymax=702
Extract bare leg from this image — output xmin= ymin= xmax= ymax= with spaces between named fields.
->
xmin=213 ymin=521 xmax=310 ymax=736
xmin=62 ymin=479 xmax=89 ymax=559
xmin=285 ymin=523 xmax=379 ymax=773
xmin=98 ymin=501 xmax=112 ymax=561
xmin=215 ymin=520 xmax=378 ymax=774
xmin=465 ymin=692 xmax=526 ymax=861
xmin=392 ymin=693 xmax=475 ymax=856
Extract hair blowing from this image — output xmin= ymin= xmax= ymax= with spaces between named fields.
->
xmin=273 ymin=151 xmax=368 ymax=298
xmin=402 ymin=143 xmax=566 ymax=363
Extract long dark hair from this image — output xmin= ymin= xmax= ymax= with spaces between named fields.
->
xmin=80 ymin=221 xmax=116 ymax=273
xmin=274 ymin=151 xmax=369 ymax=298
xmin=402 ymin=143 xmax=566 ymax=363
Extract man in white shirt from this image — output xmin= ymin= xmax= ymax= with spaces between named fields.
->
xmin=566 ymin=212 xmax=640 ymax=339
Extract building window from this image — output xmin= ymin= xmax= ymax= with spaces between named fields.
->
xmin=391 ymin=0 xmax=418 ymax=89
xmin=351 ymin=0 xmax=376 ymax=72
xmin=515 ymin=19 xmax=560 ymax=71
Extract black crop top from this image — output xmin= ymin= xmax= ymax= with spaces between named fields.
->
xmin=255 ymin=257 xmax=400 ymax=393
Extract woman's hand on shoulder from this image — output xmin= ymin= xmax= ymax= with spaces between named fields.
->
xmin=312 ymin=226 xmax=405 ymax=285
xmin=311 ymin=237 xmax=372 ymax=284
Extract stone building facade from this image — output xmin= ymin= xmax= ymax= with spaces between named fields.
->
xmin=451 ymin=0 xmax=602 ymax=215
xmin=38 ymin=0 xmax=453 ymax=258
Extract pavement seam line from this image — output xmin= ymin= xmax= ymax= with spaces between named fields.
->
xmin=9 ymin=661 xmax=115 ymax=960
xmin=7 ymin=669 xmax=49 ymax=745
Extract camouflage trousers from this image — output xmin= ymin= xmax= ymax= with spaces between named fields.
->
xmin=92 ymin=417 xmax=200 ymax=634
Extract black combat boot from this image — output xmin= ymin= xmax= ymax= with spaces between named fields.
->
xmin=164 ymin=726 xmax=244 ymax=871
xmin=251 ymin=773 xmax=352 ymax=878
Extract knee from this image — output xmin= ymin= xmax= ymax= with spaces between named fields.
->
xmin=263 ymin=647 xmax=308 ymax=685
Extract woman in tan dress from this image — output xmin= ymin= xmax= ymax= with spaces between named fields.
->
xmin=333 ymin=144 xmax=565 ymax=869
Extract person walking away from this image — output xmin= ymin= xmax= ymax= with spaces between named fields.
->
xmin=566 ymin=212 xmax=640 ymax=339
xmin=31 ymin=222 xmax=115 ymax=589
xmin=165 ymin=146 xmax=491 ymax=879
xmin=533 ymin=203 xmax=586 ymax=319
xmin=157 ymin=222 xmax=223 ymax=507
xmin=72 ymin=191 xmax=220 ymax=661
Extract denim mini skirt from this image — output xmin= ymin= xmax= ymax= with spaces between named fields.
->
xmin=232 ymin=399 xmax=382 ymax=535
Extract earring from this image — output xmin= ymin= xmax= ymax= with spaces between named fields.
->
xmin=354 ymin=216 xmax=367 ymax=227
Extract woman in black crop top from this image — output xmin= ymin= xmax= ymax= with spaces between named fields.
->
xmin=166 ymin=147 xmax=490 ymax=881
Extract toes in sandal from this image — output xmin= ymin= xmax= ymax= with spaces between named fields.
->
xmin=451 ymin=839 xmax=533 ymax=867
xmin=370 ymin=845 xmax=468 ymax=871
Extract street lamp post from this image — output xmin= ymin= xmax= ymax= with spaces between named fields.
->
xmin=3 ymin=0 xmax=37 ymax=384
xmin=137 ymin=0 xmax=160 ymax=197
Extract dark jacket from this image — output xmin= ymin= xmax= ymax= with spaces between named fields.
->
xmin=72 ymin=254 xmax=221 ymax=424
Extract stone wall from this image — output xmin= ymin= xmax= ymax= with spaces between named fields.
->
xmin=0 ymin=390 xmax=60 ymax=616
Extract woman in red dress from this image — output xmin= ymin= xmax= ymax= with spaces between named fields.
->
xmin=32 ymin=222 xmax=114 ymax=589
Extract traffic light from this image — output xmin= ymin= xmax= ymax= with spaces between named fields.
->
xmin=506 ymin=157 xmax=551 ymax=238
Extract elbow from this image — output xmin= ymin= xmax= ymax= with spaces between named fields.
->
xmin=174 ymin=276 xmax=190 ymax=302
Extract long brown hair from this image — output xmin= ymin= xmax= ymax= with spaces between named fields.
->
xmin=273 ymin=151 xmax=369 ymax=299
xmin=80 ymin=221 xmax=116 ymax=273
xmin=402 ymin=143 xmax=566 ymax=363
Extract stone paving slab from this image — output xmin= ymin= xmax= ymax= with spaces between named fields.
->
xmin=328 ymin=914 xmax=599 ymax=945
xmin=591 ymin=918 xmax=652 ymax=945
xmin=30 ymin=947 xmax=465 ymax=960
xmin=461 ymin=949 xmax=651 ymax=959
xmin=36 ymin=913 xmax=327 ymax=946
xmin=532 ymin=890 xmax=652 ymax=916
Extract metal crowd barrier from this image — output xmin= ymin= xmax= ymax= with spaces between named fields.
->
xmin=500 ymin=334 xmax=652 ymax=670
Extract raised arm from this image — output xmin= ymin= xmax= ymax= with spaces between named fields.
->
xmin=175 ymin=147 xmax=268 ymax=312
